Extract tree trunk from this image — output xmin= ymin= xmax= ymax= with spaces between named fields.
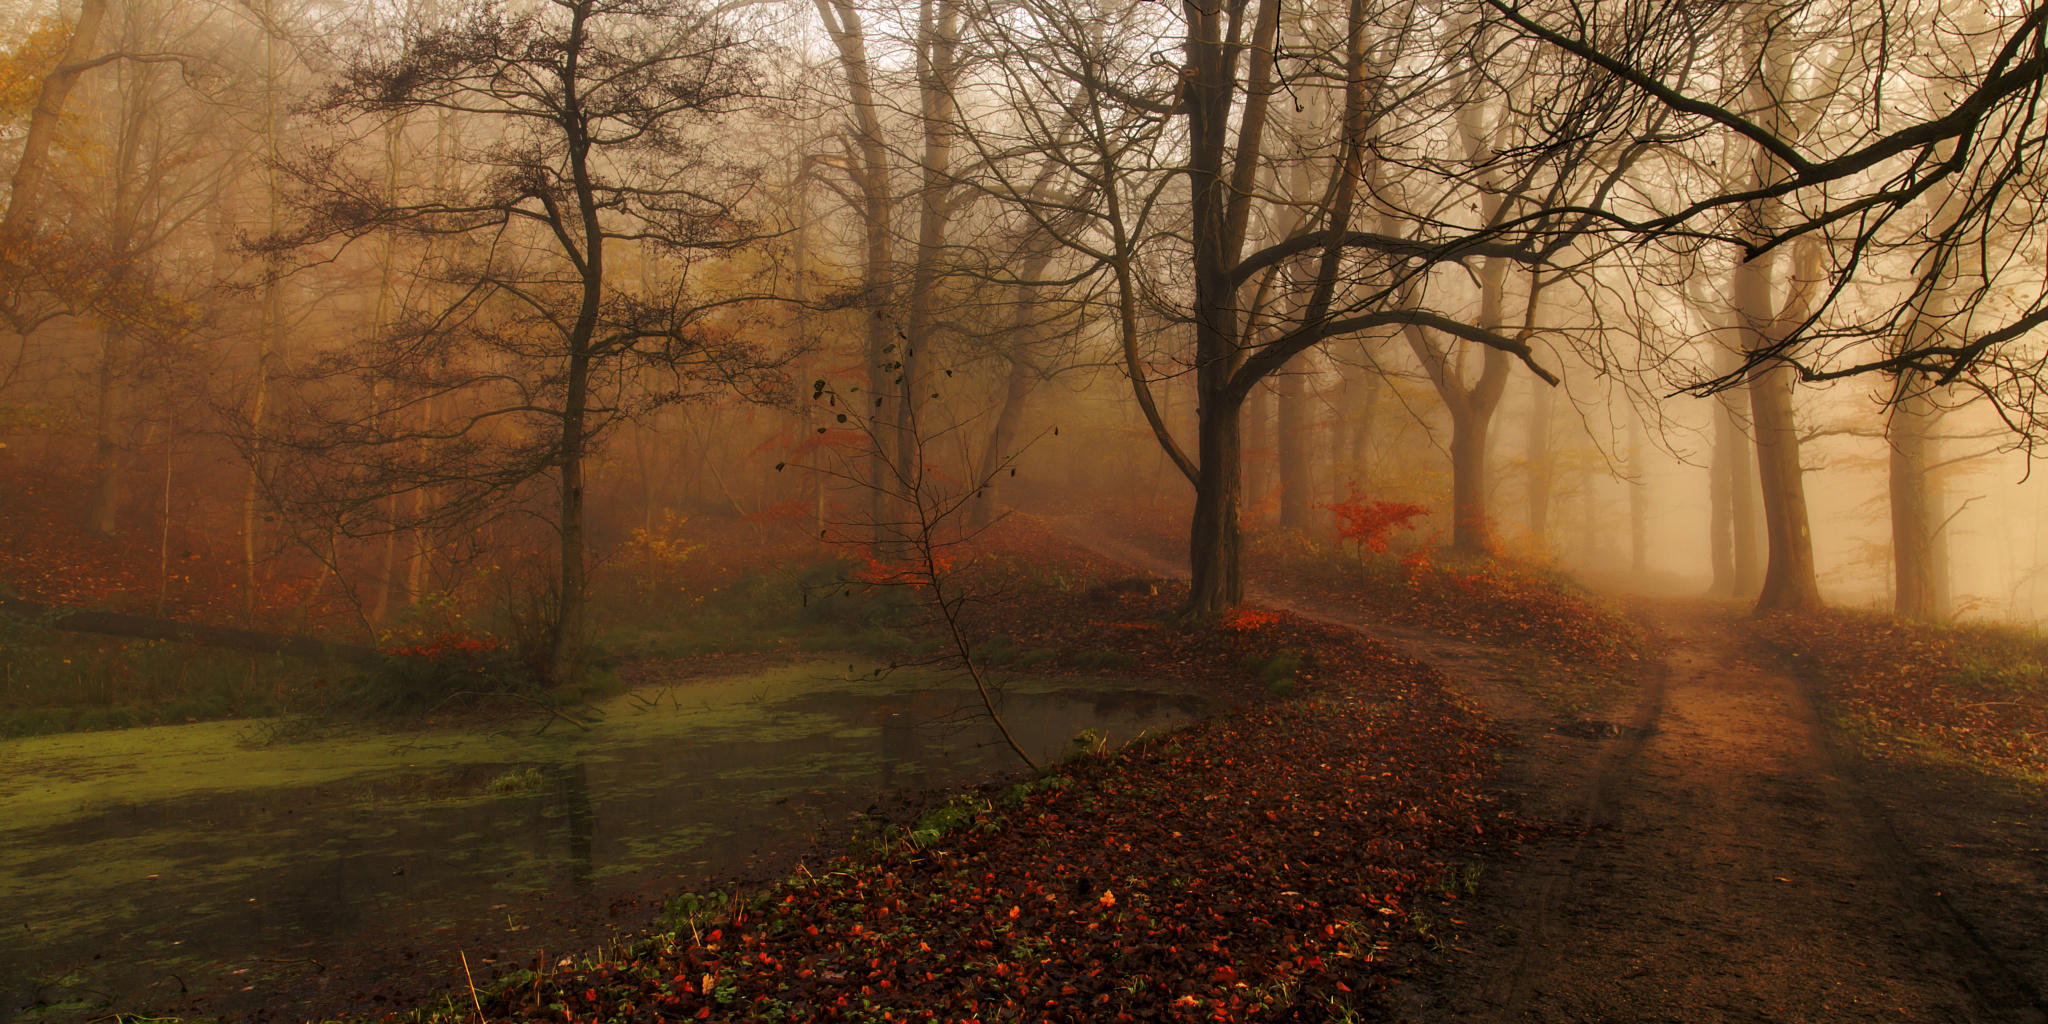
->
xmin=1449 ymin=405 xmax=1491 ymax=555
xmin=1737 ymin=8 xmax=1821 ymax=614
xmin=1709 ymin=400 xmax=1736 ymax=595
xmin=367 ymin=114 xmax=408 ymax=624
xmin=1627 ymin=410 xmax=1648 ymax=575
xmin=1749 ymin=359 xmax=1822 ymax=611
xmin=1525 ymin=371 xmax=1555 ymax=545
xmin=552 ymin=357 xmax=590 ymax=683
xmin=1408 ymin=326 xmax=1509 ymax=558
xmin=244 ymin=0 xmax=285 ymax=625
xmin=969 ymin=353 xmax=1032 ymax=528
xmin=813 ymin=0 xmax=895 ymax=549
xmin=1276 ymin=364 xmax=1314 ymax=531
xmin=897 ymin=0 xmax=958 ymax=527
xmin=1187 ymin=394 xmax=1245 ymax=613
xmin=88 ymin=322 xmax=125 ymax=537
xmin=552 ymin=27 xmax=604 ymax=684
xmin=1888 ymin=376 xmax=1946 ymax=620
xmin=1723 ymin=362 xmax=1766 ymax=597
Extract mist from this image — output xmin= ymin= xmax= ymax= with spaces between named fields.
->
xmin=5 ymin=0 xmax=2048 ymax=1020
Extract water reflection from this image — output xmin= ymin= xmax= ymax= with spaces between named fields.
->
xmin=0 ymin=665 xmax=1204 ymax=1021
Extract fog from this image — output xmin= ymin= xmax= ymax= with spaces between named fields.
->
xmin=7 ymin=0 xmax=2048 ymax=1018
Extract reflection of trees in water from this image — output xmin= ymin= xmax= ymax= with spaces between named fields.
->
xmin=548 ymin=761 xmax=596 ymax=889
xmin=7 ymin=679 xmax=1211 ymax=1016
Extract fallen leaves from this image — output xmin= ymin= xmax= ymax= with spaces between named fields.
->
xmin=423 ymin=530 xmax=1527 ymax=1024
xmin=1750 ymin=607 xmax=2048 ymax=780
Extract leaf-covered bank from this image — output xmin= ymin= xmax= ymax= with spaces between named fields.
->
xmin=374 ymin=600 xmax=1514 ymax=1024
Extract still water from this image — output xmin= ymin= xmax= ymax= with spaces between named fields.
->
xmin=0 ymin=662 xmax=1205 ymax=1021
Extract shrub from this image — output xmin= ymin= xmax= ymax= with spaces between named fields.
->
xmin=1322 ymin=491 xmax=1430 ymax=558
xmin=354 ymin=631 xmax=533 ymax=714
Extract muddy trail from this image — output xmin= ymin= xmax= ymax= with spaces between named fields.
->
xmin=1402 ymin=603 xmax=2045 ymax=1024
xmin=1062 ymin=528 xmax=2044 ymax=1023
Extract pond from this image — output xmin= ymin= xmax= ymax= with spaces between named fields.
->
xmin=0 ymin=661 xmax=1208 ymax=1022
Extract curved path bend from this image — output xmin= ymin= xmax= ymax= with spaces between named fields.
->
xmin=1055 ymin=525 xmax=2042 ymax=1023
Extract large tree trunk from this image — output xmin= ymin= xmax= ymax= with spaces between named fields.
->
xmin=1888 ymin=376 xmax=1947 ymax=620
xmin=1449 ymin=405 xmax=1491 ymax=554
xmin=552 ymin=356 xmax=591 ymax=683
xmin=1737 ymin=8 xmax=1822 ymax=614
xmin=1179 ymin=0 xmax=1257 ymax=615
xmin=1187 ymin=394 xmax=1245 ymax=613
xmin=1407 ymin=331 xmax=1509 ymax=558
xmin=1408 ymin=92 xmax=1511 ymax=559
xmin=552 ymin=44 xmax=605 ymax=683
xmin=1708 ymin=382 xmax=1767 ymax=599
xmin=1748 ymin=360 xmax=1822 ymax=611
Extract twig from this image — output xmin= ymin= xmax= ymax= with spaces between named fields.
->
xmin=461 ymin=950 xmax=485 ymax=1023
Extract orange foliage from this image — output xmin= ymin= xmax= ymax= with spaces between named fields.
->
xmin=1219 ymin=607 xmax=1283 ymax=632
xmin=0 ymin=18 xmax=68 ymax=122
xmin=1322 ymin=491 xmax=1430 ymax=557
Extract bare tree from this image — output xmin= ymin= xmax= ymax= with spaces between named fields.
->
xmin=270 ymin=0 xmax=778 ymax=680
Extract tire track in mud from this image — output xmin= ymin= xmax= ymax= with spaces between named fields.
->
xmin=1046 ymin=526 xmax=2038 ymax=1022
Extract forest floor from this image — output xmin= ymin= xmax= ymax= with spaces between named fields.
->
xmin=15 ymin=494 xmax=2048 ymax=1023
xmin=1068 ymin=519 xmax=2048 ymax=1024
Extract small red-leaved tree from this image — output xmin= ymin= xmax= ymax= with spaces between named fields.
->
xmin=1322 ymin=490 xmax=1430 ymax=560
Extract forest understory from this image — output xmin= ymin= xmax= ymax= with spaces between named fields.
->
xmin=8 ymin=506 xmax=2045 ymax=1024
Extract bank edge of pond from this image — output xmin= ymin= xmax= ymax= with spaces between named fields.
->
xmin=324 ymin=592 xmax=1518 ymax=1024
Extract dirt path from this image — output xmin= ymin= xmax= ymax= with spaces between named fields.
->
xmin=1051 ymin=526 xmax=2041 ymax=1022
xmin=1402 ymin=602 xmax=2045 ymax=1024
